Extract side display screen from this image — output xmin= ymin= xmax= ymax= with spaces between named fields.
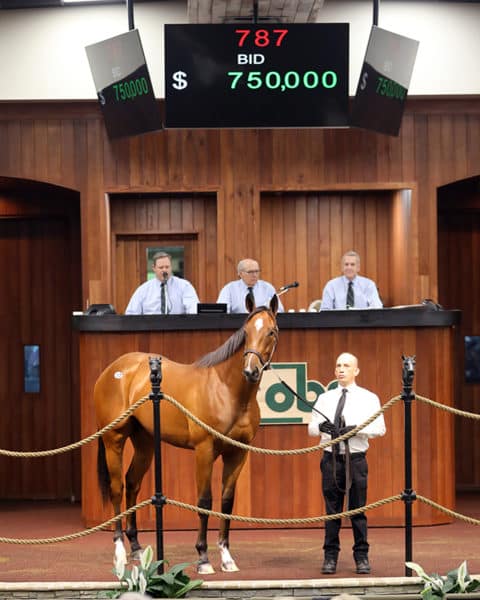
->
xmin=350 ymin=25 xmax=419 ymax=136
xmin=86 ymin=29 xmax=162 ymax=139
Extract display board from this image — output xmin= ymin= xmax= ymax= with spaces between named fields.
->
xmin=164 ymin=23 xmax=349 ymax=129
xmin=350 ymin=25 xmax=419 ymax=136
xmin=86 ymin=29 xmax=162 ymax=139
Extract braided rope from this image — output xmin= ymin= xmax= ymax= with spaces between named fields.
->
xmin=0 ymin=395 xmax=150 ymax=458
xmin=164 ymin=494 xmax=402 ymax=525
xmin=415 ymin=394 xmax=480 ymax=420
xmin=1 ymin=494 xmax=479 ymax=545
xmin=0 ymin=498 xmax=152 ymax=544
xmin=416 ymin=495 xmax=480 ymax=525
xmin=160 ymin=393 xmax=402 ymax=455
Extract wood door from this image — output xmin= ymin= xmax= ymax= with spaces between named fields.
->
xmin=0 ymin=216 xmax=81 ymax=500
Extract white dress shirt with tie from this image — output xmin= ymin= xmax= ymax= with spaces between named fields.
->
xmin=307 ymin=383 xmax=386 ymax=453
xmin=216 ymin=279 xmax=285 ymax=313
xmin=125 ymin=276 xmax=199 ymax=314
xmin=320 ymin=275 xmax=382 ymax=310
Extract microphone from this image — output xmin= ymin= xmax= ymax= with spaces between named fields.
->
xmin=162 ymin=271 xmax=168 ymax=282
xmin=279 ymin=281 xmax=299 ymax=292
xmin=277 ymin=281 xmax=299 ymax=296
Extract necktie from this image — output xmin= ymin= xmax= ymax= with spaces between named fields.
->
xmin=160 ymin=282 xmax=166 ymax=314
xmin=346 ymin=281 xmax=354 ymax=308
xmin=334 ymin=387 xmax=347 ymax=430
xmin=247 ymin=286 xmax=254 ymax=301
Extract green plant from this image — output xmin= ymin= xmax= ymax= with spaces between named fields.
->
xmin=107 ymin=545 xmax=203 ymax=598
xmin=406 ymin=560 xmax=480 ymax=600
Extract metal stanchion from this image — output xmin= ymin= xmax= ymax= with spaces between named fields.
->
xmin=400 ymin=355 xmax=417 ymax=576
xmin=149 ymin=356 xmax=166 ymax=573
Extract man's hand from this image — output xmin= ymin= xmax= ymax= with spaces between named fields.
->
xmin=339 ymin=425 xmax=356 ymax=436
xmin=319 ymin=421 xmax=338 ymax=436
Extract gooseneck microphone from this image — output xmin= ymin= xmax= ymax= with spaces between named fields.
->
xmin=277 ymin=281 xmax=299 ymax=296
xmin=279 ymin=281 xmax=299 ymax=292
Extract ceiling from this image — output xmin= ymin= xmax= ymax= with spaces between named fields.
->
xmin=187 ymin=0 xmax=325 ymax=23
xmin=0 ymin=0 xmax=478 ymax=24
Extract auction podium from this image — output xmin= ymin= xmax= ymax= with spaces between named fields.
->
xmin=73 ymin=307 xmax=460 ymax=529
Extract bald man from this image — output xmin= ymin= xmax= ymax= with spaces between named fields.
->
xmin=308 ymin=353 xmax=386 ymax=575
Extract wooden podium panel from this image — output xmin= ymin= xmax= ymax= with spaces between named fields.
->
xmin=75 ymin=310 xmax=459 ymax=529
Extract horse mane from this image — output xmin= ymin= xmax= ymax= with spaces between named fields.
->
xmin=194 ymin=306 xmax=272 ymax=368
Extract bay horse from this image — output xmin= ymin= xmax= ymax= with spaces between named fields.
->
xmin=95 ymin=294 xmax=279 ymax=574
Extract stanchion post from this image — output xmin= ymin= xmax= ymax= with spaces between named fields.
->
xmin=400 ymin=355 xmax=417 ymax=576
xmin=149 ymin=356 xmax=166 ymax=574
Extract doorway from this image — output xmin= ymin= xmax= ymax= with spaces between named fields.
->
xmin=438 ymin=175 xmax=480 ymax=492
xmin=0 ymin=181 xmax=82 ymax=500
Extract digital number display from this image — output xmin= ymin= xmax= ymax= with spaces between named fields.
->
xmin=165 ymin=24 xmax=349 ymax=129
xmin=86 ymin=30 xmax=162 ymax=139
xmin=350 ymin=25 xmax=418 ymax=137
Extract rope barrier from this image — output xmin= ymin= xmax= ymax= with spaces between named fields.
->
xmin=416 ymin=495 xmax=480 ymax=525
xmin=1 ymin=493 xmax=479 ymax=545
xmin=0 ymin=395 xmax=150 ymax=457
xmin=159 ymin=392 xmax=402 ymax=455
xmin=1 ymin=385 xmax=479 ymax=547
xmin=0 ymin=498 xmax=152 ymax=545
xmin=415 ymin=394 xmax=480 ymax=420
xmin=164 ymin=495 xmax=402 ymax=525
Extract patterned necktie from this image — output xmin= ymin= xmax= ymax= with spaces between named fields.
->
xmin=160 ymin=282 xmax=166 ymax=314
xmin=346 ymin=281 xmax=354 ymax=308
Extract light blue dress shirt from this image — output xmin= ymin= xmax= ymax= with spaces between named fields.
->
xmin=320 ymin=275 xmax=382 ymax=310
xmin=216 ymin=279 xmax=284 ymax=314
xmin=125 ymin=276 xmax=199 ymax=314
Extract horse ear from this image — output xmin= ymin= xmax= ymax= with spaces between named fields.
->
xmin=245 ymin=290 xmax=256 ymax=313
xmin=269 ymin=294 xmax=279 ymax=315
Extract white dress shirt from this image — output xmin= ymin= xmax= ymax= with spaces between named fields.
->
xmin=125 ymin=276 xmax=199 ymax=315
xmin=216 ymin=279 xmax=284 ymax=314
xmin=320 ymin=275 xmax=383 ymax=310
xmin=308 ymin=383 xmax=386 ymax=453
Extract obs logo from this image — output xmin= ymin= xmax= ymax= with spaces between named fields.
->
xmin=257 ymin=363 xmax=338 ymax=425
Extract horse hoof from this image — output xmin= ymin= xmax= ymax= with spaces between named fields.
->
xmin=198 ymin=562 xmax=215 ymax=575
xmin=221 ymin=561 xmax=240 ymax=572
xmin=130 ymin=549 xmax=143 ymax=561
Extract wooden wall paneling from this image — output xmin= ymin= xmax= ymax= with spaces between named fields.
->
xmin=79 ymin=324 xmax=456 ymax=528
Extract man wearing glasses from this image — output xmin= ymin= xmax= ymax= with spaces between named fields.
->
xmin=217 ymin=258 xmax=285 ymax=313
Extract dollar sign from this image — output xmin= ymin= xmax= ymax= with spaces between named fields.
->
xmin=360 ymin=71 xmax=368 ymax=91
xmin=172 ymin=71 xmax=188 ymax=90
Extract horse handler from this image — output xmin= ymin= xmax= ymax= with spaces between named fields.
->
xmin=307 ymin=352 xmax=386 ymax=576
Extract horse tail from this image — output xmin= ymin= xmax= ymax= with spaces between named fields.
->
xmin=97 ymin=437 xmax=111 ymax=504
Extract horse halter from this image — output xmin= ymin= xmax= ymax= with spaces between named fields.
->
xmin=243 ymin=324 xmax=279 ymax=376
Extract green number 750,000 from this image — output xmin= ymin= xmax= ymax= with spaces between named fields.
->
xmin=227 ymin=70 xmax=338 ymax=91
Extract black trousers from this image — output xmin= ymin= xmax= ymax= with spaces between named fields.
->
xmin=320 ymin=451 xmax=369 ymax=561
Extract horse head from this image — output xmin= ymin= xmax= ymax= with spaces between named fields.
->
xmin=242 ymin=294 xmax=279 ymax=383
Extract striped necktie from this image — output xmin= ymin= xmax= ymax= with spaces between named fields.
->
xmin=161 ymin=282 xmax=167 ymax=314
xmin=346 ymin=281 xmax=354 ymax=308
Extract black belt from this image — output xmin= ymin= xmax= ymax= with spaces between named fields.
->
xmin=325 ymin=451 xmax=366 ymax=460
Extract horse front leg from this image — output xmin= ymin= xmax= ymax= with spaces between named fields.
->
xmin=194 ymin=441 xmax=215 ymax=574
xmin=218 ymin=447 xmax=249 ymax=572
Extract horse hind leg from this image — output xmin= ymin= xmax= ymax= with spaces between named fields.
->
xmin=218 ymin=447 xmax=249 ymax=572
xmin=99 ymin=432 xmax=128 ymax=565
xmin=194 ymin=441 xmax=216 ymax=574
xmin=125 ymin=425 xmax=154 ymax=560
